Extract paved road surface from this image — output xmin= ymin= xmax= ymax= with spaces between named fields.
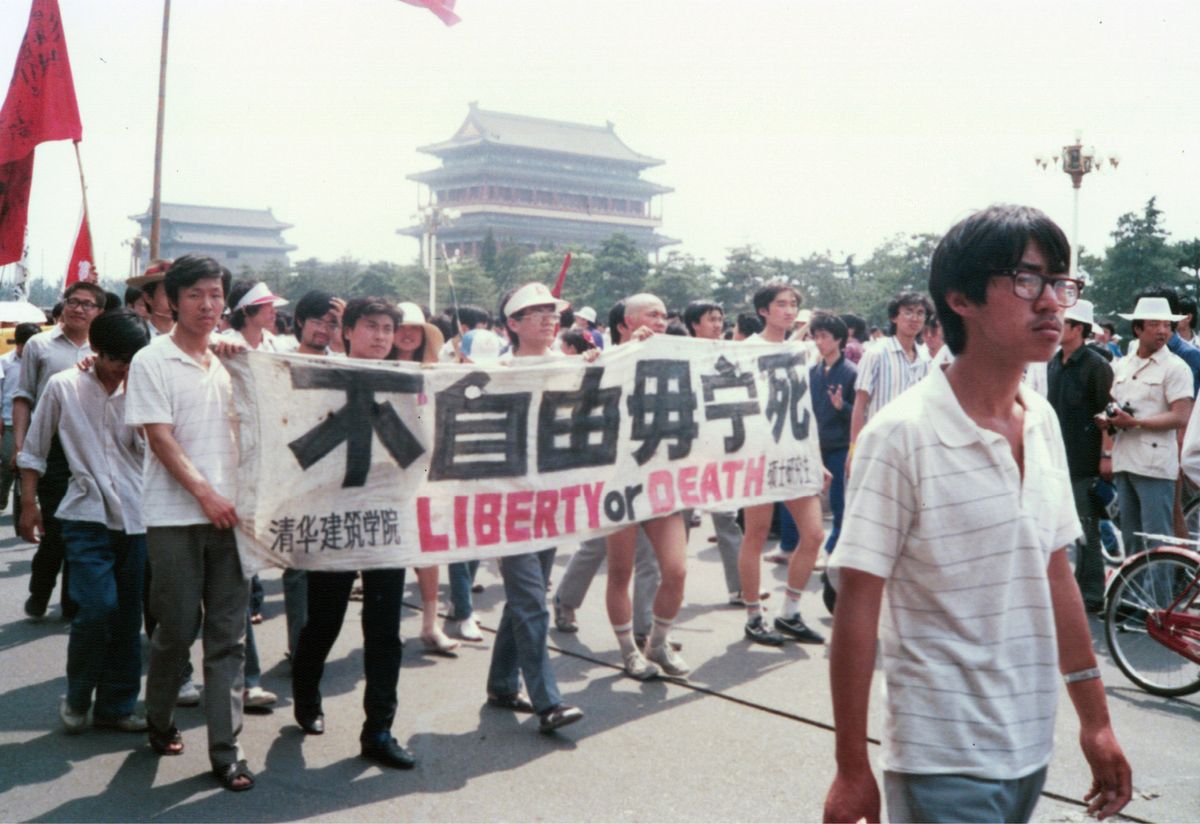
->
xmin=1 ymin=510 xmax=1196 ymax=822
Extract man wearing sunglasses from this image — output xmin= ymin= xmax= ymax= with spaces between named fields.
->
xmin=825 ymin=205 xmax=1130 ymax=823
xmin=15 ymin=281 xmax=106 ymax=621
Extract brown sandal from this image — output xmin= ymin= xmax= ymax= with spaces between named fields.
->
xmin=148 ymin=723 xmax=183 ymax=755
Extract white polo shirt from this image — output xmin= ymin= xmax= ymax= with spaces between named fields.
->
xmin=830 ymin=366 xmax=1080 ymax=779
xmin=125 ymin=334 xmax=237 ymax=527
xmin=1110 ymin=346 xmax=1193 ymax=480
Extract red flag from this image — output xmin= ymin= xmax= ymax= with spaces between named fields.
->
xmin=398 ymin=0 xmax=461 ymax=26
xmin=551 ymin=252 xmax=571 ymax=298
xmin=0 ymin=151 xmax=33 ymax=265
xmin=63 ymin=209 xmax=93 ymax=286
xmin=0 ymin=0 xmax=83 ymax=265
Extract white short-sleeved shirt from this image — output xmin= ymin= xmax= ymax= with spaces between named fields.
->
xmin=855 ymin=335 xmax=930 ymax=420
xmin=0 ymin=348 xmax=21 ymax=424
xmin=221 ymin=327 xmax=279 ymax=352
xmin=830 ymin=366 xmax=1080 ymax=779
xmin=125 ymin=334 xmax=237 ymax=527
xmin=18 ymin=369 xmax=145 ymax=533
xmin=15 ymin=326 xmax=92 ymax=405
xmin=1111 ymin=346 xmax=1193 ymax=480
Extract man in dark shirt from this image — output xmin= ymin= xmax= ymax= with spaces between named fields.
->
xmin=1046 ymin=299 xmax=1113 ymax=611
xmin=808 ymin=312 xmax=857 ymax=555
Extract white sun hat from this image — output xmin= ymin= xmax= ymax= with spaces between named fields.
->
xmin=1117 ymin=296 xmax=1186 ymax=322
xmin=1064 ymin=299 xmax=1095 ymax=326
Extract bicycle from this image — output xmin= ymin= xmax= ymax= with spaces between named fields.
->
xmin=1103 ymin=533 xmax=1200 ymax=697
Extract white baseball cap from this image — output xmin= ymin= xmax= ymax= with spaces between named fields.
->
xmin=503 ymin=282 xmax=568 ymax=318
xmin=461 ymin=329 xmax=506 ymax=363
xmin=577 ymin=306 xmax=597 ymax=324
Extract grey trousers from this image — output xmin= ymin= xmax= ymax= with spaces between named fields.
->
xmin=711 ymin=510 xmax=742 ymax=594
xmin=556 ymin=527 xmax=658 ymax=636
xmin=144 ymin=525 xmax=249 ymax=769
xmin=1115 ymin=471 xmax=1175 ymax=555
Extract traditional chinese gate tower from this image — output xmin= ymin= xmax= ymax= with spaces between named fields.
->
xmin=400 ymin=103 xmax=676 ymax=258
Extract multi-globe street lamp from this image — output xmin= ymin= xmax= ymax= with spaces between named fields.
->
xmin=1035 ymin=133 xmax=1118 ymax=280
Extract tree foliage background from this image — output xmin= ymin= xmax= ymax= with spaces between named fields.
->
xmin=27 ymin=197 xmax=1197 ymax=336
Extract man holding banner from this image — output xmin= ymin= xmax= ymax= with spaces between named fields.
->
xmin=289 ymin=296 xmax=416 ymax=770
xmin=124 ymin=256 xmax=254 ymax=792
xmin=603 ymin=293 xmax=692 ymax=680
xmin=736 ymin=283 xmax=829 ymax=646
xmin=484 ymin=282 xmax=584 ymax=733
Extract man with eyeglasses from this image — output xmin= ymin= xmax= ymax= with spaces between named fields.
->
xmin=1102 ymin=293 xmax=1193 ymax=557
xmin=15 ymin=281 xmax=106 ymax=620
xmin=847 ymin=290 xmax=933 ymax=466
xmin=825 ymin=205 xmax=1130 ymax=824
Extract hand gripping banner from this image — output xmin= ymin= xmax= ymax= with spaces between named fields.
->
xmin=226 ymin=335 xmax=823 ymax=574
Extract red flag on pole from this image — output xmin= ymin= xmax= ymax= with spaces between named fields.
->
xmin=0 ymin=0 xmax=83 ymax=265
xmin=398 ymin=0 xmax=461 ymax=27
xmin=63 ymin=209 xmax=93 ymax=287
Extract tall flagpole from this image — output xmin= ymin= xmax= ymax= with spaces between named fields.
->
xmin=149 ymin=0 xmax=170 ymax=262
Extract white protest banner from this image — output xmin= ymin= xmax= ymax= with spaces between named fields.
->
xmin=226 ymin=335 xmax=823 ymax=574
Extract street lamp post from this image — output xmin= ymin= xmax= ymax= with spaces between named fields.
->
xmin=414 ymin=204 xmax=458 ymax=314
xmin=1035 ymin=133 xmax=1118 ymax=279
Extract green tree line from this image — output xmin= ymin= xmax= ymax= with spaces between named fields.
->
xmin=23 ymin=198 xmax=1198 ymax=335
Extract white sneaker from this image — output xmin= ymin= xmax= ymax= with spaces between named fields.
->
xmin=445 ymin=615 xmax=484 ymax=642
xmin=622 ymin=649 xmax=660 ymax=681
xmin=59 ymin=696 xmax=87 ymax=734
xmin=244 ymin=686 xmax=277 ymax=708
xmin=646 ymin=643 xmax=691 ymax=679
xmin=176 ymin=678 xmax=201 ymax=707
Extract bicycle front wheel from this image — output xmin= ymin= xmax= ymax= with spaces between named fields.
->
xmin=1105 ymin=551 xmax=1200 ymax=697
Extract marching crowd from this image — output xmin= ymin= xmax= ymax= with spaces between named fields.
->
xmin=9 ymin=203 xmax=1150 ymax=820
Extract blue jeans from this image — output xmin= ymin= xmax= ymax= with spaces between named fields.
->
xmin=488 ymin=548 xmax=562 ymax=714
xmin=61 ymin=521 xmax=145 ymax=719
xmin=884 ymin=767 xmax=1047 ymax=823
xmin=449 ymin=560 xmax=480 ymax=620
xmin=822 ymin=446 xmax=848 ymax=552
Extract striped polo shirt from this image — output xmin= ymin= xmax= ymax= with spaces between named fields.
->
xmin=830 ymin=366 xmax=1080 ymax=779
xmin=856 ymin=335 xmax=930 ymax=420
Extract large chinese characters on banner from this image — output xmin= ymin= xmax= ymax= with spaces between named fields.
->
xmin=226 ymin=336 xmax=823 ymax=574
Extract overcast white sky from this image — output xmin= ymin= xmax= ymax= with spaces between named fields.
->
xmin=3 ymin=0 xmax=1200 ymax=287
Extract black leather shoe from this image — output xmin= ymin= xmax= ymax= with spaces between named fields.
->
xmin=296 ymin=713 xmax=324 ymax=735
xmin=538 ymin=704 xmax=584 ymax=734
xmin=361 ymin=735 xmax=416 ymax=769
xmin=486 ymin=692 xmax=535 ymax=713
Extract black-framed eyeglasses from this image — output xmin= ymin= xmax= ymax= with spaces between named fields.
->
xmin=991 ymin=268 xmax=1083 ymax=308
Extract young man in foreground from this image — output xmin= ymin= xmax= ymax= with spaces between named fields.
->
xmin=823 ymin=205 xmax=1130 ymax=823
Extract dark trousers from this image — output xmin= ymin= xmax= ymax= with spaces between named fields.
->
xmin=292 ymin=568 xmax=405 ymax=742
xmin=29 ymin=439 xmax=75 ymax=615
xmin=1071 ymin=476 xmax=1105 ymax=606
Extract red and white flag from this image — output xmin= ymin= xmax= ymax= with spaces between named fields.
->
xmin=398 ymin=0 xmax=460 ymax=27
xmin=63 ymin=209 xmax=94 ymax=286
xmin=0 ymin=0 xmax=83 ymax=265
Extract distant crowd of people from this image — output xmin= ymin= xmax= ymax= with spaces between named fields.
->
xmin=9 ymin=203 xmax=1144 ymax=821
